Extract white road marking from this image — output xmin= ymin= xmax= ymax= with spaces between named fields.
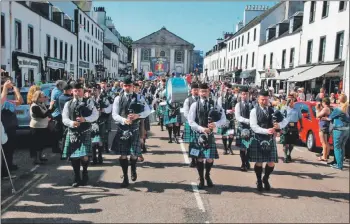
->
xmin=30 ymin=165 xmax=40 ymax=172
xmin=179 ymin=140 xmax=190 ymax=164
xmin=191 ymin=182 xmax=206 ymax=212
xmin=1 ymin=174 xmax=47 ymax=213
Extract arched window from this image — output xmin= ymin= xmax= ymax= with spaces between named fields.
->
xmin=175 ymin=51 xmax=183 ymax=63
xmin=141 ymin=49 xmax=150 ymax=61
xmin=160 ymin=51 xmax=165 ymax=57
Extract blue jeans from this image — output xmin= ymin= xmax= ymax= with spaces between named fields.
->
xmin=333 ymin=128 xmax=350 ymax=169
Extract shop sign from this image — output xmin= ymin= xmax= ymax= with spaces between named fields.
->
xmin=265 ymin=68 xmax=278 ymax=78
xmin=47 ymin=59 xmax=65 ymax=69
xmin=17 ymin=56 xmax=39 ymax=68
xmin=79 ymin=61 xmax=89 ymax=68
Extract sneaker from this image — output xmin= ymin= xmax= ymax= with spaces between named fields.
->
xmin=331 ymin=164 xmax=342 ymax=170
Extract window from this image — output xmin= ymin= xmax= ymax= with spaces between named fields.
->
xmin=70 ymin=45 xmax=73 ymax=62
xmin=59 ymin=41 xmax=63 ymax=60
xmin=251 ymin=52 xmax=255 ymax=67
xmin=175 ymin=51 xmax=183 ymax=63
xmin=234 ymin=39 xmax=237 ymax=49
xmin=238 ymin=37 xmax=240 ymax=48
xmin=142 ymin=49 xmax=150 ymax=61
xmin=322 ymin=1 xmax=329 ymax=18
xmin=253 ymin=28 xmax=256 ymax=41
xmin=54 ymin=38 xmax=57 ymax=58
xmin=240 ymin=55 xmax=243 ymax=68
xmin=237 ymin=57 xmax=239 ymax=69
xmin=87 ymin=21 xmax=89 ymax=32
xmin=95 ymin=48 xmax=97 ymax=63
xmin=98 ymin=32 xmax=99 ymax=41
xmin=233 ymin=58 xmax=236 ymax=69
xmin=318 ymin=36 xmax=326 ymax=62
xmin=339 ymin=1 xmax=346 ymax=11
xmin=79 ymin=40 xmax=82 ymax=60
xmin=247 ymin=32 xmax=250 ymax=44
xmin=282 ymin=49 xmax=286 ymax=69
xmin=245 ymin=54 xmax=248 ymax=69
xmin=263 ymin=54 xmax=266 ymax=69
xmin=289 ymin=48 xmax=295 ymax=66
xmin=269 ymin=53 xmax=273 ymax=68
xmin=160 ymin=51 xmax=165 ymax=57
xmin=28 ymin=26 xmax=33 ymax=53
xmin=15 ymin=20 xmax=22 ymax=50
xmin=83 ymin=17 xmax=86 ymax=30
xmin=228 ymin=42 xmax=231 ymax=52
xmin=91 ymin=46 xmax=93 ymax=62
xmin=87 ymin=44 xmax=90 ymax=62
xmin=335 ymin=31 xmax=344 ymax=60
xmin=46 ymin=35 xmax=51 ymax=57
xmin=241 ymin=35 xmax=244 ymax=47
xmin=306 ymin=40 xmax=313 ymax=63
xmin=1 ymin=14 xmax=5 ymax=47
xmin=64 ymin=43 xmax=68 ymax=61
xmin=309 ymin=1 xmax=316 ymax=23
xmin=83 ymin=41 xmax=86 ymax=61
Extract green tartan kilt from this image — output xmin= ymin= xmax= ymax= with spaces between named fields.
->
xmin=164 ymin=107 xmax=182 ymax=125
xmin=248 ymin=133 xmax=278 ymax=163
xmin=217 ymin=119 xmax=235 ymax=136
xmin=183 ymin=121 xmax=194 ymax=143
xmin=62 ymin=129 xmax=92 ymax=159
xmin=156 ymin=104 xmax=166 ymax=117
xmin=189 ymin=132 xmax=219 ymax=159
xmin=111 ymin=122 xmax=141 ymax=156
xmin=235 ymin=126 xmax=253 ymax=151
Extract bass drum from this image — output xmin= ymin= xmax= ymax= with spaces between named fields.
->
xmin=166 ymin=77 xmax=189 ymax=103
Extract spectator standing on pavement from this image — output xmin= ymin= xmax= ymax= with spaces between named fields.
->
xmin=27 ymin=85 xmax=40 ymax=104
xmin=316 ymin=98 xmax=331 ymax=162
xmin=29 ymin=91 xmax=55 ymax=164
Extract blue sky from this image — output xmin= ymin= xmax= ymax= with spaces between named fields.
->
xmin=94 ymin=1 xmax=277 ymax=52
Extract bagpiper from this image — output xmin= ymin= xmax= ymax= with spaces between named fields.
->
xmin=217 ymin=83 xmax=235 ymax=155
xmin=111 ymin=77 xmax=151 ymax=188
xmin=280 ymin=94 xmax=303 ymax=163
xmin=62 ymin=82 xmax=99 ymax=187
xmin=188 ymin=83 xmax=227 ymax=189
xmin=164 ymin=100 xmax=182 ymax=144
xmin=183 ymin=82 xmax=199 ymax=167
xmin=249 ymin=90 xmax=289 ymax=191
xmin=234 ymin=86 xmax=253 ymax=171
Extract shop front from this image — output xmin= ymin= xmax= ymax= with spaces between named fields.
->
xmin=240 ymin=69 xmax=256 ymax=85
xmin=69 ymin=63 xmax=75 ymax=79
xmin=78 ymin=61 xmax=90 ymax=78
xmin=12 ymin=51 xmax=44 ymax=87
xmin=45 ymin=57 xmax=66 ymax=82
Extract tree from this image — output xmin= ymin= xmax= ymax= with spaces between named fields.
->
xmin=120 ymin=36 xmax=133 ymax=62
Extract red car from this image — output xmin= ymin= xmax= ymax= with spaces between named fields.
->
xmin=294 ymin=101 xmax=333 ymax=151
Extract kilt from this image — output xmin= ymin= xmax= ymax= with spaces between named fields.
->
xmin=189 ymin=132 xmax=219 ymax=159
xmin=280 ymin=123 xmax=299 ymax=145
xmin=111 ymin=122 xmax=141 ymax=156
xmin=183 ymin=121 xmax=194 ymax=143
xmin=62 ymin=129 xmax=92 ymax=159
xmin=98 ymin=116 xmax=109 ymax=146
xmin=164 ymin=107 xmax=182 ymax=125
xmin=235 ymin=125 xmax=252 ymax=151
xmin=156 ymin=104 xmax=166 ymax=118
xmin=248 ymin=133 xmax=278 ymax=163
xmin=217 ymin=119 xmax=235 ymax=136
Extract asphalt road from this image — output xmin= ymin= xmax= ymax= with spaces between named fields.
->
xmin=1 ymin=123 xmax=349 ymax=223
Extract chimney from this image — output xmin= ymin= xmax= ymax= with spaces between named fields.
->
xmin=285 ymin=1 xmax=290 ymax=20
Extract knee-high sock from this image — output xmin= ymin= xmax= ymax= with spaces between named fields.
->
xmin=228 ymin=137 xmax=234 ymax=149
xmin=160 ymin=118 xmax=164 ymax=128
xmin=130 ymin=158 xmax=137 ymax=173
xmin=205 ymin=161 xmax=213 ymax=177
xmin=222 ymin=137 xmax=228 ymax=150
xmin=81 ymin=159 xmax=89 ymax=173
xmin=288 ymin=144 xmax=293 ymax=155
xmin=177 ymin=126 xmax=181 ymax=136
xmin=240 ymin=150 xmax=246 ymax=165
xmin=119 ymin=158 xmax=129 ymax=177
xmin=167 ymin=127 xmax=173 ymax=139
xmin=263 ymin=164 xmax=274 ymax=180
xmin=254 ymin=164 xmax=263 ymax=181
xmin=71 ymin=159 xmax=81 ymax=180
xmin=173 ymin=126 xmax=178 ymax=137
xmin=283 ymin=145 xmax=289 ymax=157
xmin=196 ymin=161 xmax=204 ymax=179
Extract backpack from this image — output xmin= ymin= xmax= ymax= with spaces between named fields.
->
xmin=1 ymin=108 xmax=18 ymax=131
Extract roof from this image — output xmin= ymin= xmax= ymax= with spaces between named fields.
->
xmin=133 ymin=27 xmax=195 ymax=48
xmin=228 ymin=1 xmax=283 ymax=41
xmin=259 ymin=26 xmax=302 ymax=47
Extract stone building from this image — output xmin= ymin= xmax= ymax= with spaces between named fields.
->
xmin=132 ymin=27 xmax=195 ymax=75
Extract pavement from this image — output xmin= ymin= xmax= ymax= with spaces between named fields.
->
xmin=1 ymin=123 xmax=349 ymax=223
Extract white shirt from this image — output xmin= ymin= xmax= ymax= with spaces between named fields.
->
xmin=235 ymin=101 xmax=250 ymax=125
xmin=112 ymin=93 xmax=151 ymax=125
xmin=188 ymin=99 xmax=227 ymax=133
xmin=249 ymin=106 xmax=289 ymax=135
xmin=62 ymin=98 xmax=99 ymax=128
xmin=183 ymin=95 xmax=198 ymax=119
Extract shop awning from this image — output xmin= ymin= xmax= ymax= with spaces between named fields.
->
xmin=273 ymin=66 xmax=313 ymax=80
xmin=240 ymin=69 xmax=256 ymax=79
xmin=288 ymin=64 xmax=340 ymax=82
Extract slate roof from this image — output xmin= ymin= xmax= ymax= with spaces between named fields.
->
xmin=259 ymin=26 xmax=302 ymax=47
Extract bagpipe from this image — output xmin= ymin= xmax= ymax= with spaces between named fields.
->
xmin=98 ymin=90 xmax=114 ymax=110
xmin=167 ymin=102 xmax=181 ymax=118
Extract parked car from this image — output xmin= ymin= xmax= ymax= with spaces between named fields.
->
xmin=294 ymin=101 xmax=333 ymax=151
xmin=7 ymin=83 xmax=56 ymax=129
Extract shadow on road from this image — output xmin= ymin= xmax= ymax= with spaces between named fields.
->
xmin=1 ymin=218 xmax=93 ymax=223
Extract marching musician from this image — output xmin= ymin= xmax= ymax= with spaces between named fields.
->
xmin=111 ymin=77 xmax=151 ymax=188
xmin=235 ymin=86 xmax=253 ymax=171
xmin=188 ymin=83 xmax=226 ymax=189
xmin=164 ymin=100 xmax=182 ymax=144
xmin=249 ymin=90 xmax=289 ymax=191
xmin=217 ymin=83 xmax=235 ymax=155
xmin=280 ymin=94 xmax=303 ymax=163
xmin=62 ymin=83 xmax=99 ymax=187
xmin=183 ymin=82 xmax=199 ymax=167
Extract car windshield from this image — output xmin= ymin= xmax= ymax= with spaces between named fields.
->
xmin=7 ymin=92 xmax=28 ymax=105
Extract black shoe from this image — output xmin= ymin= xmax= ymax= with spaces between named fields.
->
xmin=205 ymin=176 xmax=214 ymax=187
xmin=198 ymin=178 xmax=205 ymax=189
xmin=256 ymin=180 xmax=263 ymax=191
xmin=229 ymin=149 xmax=234 ymax=155
xmin=240 ymin=164 xmax=247 ymax=172
xmin=246 ymin=162 xmax=251 ymax=170
xmin=283 ymin=158 xmax=289 ymax=163
xmin=98 ymin=156 xmax=103 ymax=164
xmin=174 ymin=137 xmax=179 ymax=144
xmin=81 ymin=172 xmax=89 ymax=186
xmin=287 ymin=155 xmax=292 ymax=162
xmin=92 ymin=158 xmax=98 ymax=165
xmin=72 ymin=182 xmax=80 ymax=188
xmin=142 ymin=144 xmax=147 ymax=153
xmin=72 ymin=176 xmax=81 ymax=188
xmin=189 ymin=160 xmax=196 ymax=168
xmin=121 ymin=176 xmax=129 ymax=188
xmin=262 ymin=177 xmax=271 ymax=191
xmin=39 ymin=157 xmax=48 ymax=162
xmin=168 ymin=139 xmax=173 ymax=143
xmin=131 ymin=170 xmax=137 ymax=181
xmin=223 ymin=149 xmax=228 ymax=155
xmin=327 ymin=160 xmax=336 ymax=165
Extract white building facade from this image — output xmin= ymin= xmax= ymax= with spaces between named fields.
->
xmin=289 ymin=1 xmax=349 ymax=95
xmin=203 ymin=39 xmax=227 ymax=81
